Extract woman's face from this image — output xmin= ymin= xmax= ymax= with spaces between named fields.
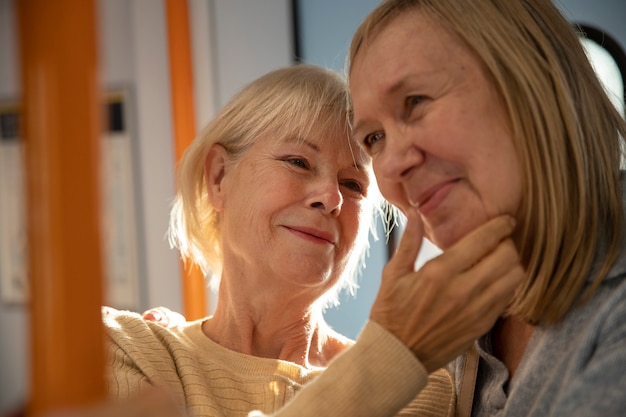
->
xmin=212 ymin=124 xmax=370 ymax=297
xmin=350 ymin=9 xmax=523 ymax=249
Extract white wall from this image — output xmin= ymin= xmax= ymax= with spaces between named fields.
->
xmin=0 ymin=0 xmax=292 ymax=412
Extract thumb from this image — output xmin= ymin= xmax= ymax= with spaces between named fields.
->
xmin=388 ymin=209 xmax=424 ymax=275
xmin=370 ymin=209 xmax=424 ymax=326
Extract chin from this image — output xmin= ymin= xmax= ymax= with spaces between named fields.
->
xmin=428 ymin=223 xmax=473 ymax=250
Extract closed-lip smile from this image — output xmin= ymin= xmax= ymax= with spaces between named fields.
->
xmin=285 ymin=226 xmax=336 ymax=245
xmin=412 ymin=179 xmax=459 ymax=215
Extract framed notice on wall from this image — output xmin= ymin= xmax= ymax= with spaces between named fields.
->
xmin=0 ymin=103 xmax=27 ymax=303
xmin=0 ymin=90 xmax=141 ymax=309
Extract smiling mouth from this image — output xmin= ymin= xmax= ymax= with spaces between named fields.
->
xmin=414 ymin=180 xmax=458 ymax=215
xmin=284 ymin=226 xmax=335 ymax=245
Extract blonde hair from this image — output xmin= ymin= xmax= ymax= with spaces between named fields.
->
xmin=169 ymin=65 xmax=381 ymax=310
xmin=349 ymin=0 xmax=626 ymax=325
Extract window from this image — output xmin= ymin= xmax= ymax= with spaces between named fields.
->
xmin=577 ymin=24 xmax=626 ymax=117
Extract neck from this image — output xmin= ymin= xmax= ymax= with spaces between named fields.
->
xmin=202 ymin=280 xmax=350 ymax=368
xmin=492 ymin=316 xmax=535 ymax=379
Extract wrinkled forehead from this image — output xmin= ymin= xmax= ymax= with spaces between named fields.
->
xmin=349 ymin=2 xmax=418 ymax=73
xmin=262 ymin=119 xmax=371 ymax=170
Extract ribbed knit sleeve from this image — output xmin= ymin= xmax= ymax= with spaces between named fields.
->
xmin=250 ymin=320 xmax=431 ymax=417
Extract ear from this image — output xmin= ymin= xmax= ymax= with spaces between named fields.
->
xmin=205 ymin=144 xmax=228 ymax=211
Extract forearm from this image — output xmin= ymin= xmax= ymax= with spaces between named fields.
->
xmin=250 ymin=321 xmax=428 ymax=417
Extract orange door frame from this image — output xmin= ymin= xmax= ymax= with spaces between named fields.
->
xmin=17 ymin=0 xmax=106 ymax=414
xmin=17 ymin=1 xmax=207 ymax=414
xmin=165 ymin=0 xmax=208 ymax=321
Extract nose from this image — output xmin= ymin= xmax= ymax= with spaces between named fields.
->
xmin=375 ymin=126 xmax=425 ymax=182
xmin=308 ymin=179 xmax=343 ymax=216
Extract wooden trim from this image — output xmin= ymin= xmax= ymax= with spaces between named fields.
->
xmin=165 ymin=0 xmax=207 ymax=320
xmin=17 ymin=0 xmax=106 ymax=413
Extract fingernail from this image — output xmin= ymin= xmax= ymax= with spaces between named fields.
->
xmin=146 ymin=311 xmax=162 ymax=322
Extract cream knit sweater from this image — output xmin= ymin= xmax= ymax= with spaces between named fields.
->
xmin=104 ymin=309 xmax=454 ymax=417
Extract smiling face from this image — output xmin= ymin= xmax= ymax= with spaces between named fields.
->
xmin=350 ymin=9 xmax=523 ymax=249
xmin=207 ymin=124 xmax=371 ymax=299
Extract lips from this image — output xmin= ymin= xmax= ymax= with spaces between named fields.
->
xmin=410 ymin=179 xmax=458 ymax=216
xmin=284 ymin=226 xmax=336 ymax=245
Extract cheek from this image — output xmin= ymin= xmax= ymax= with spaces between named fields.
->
xmin=373 ymin=164 xmax=408 ymax=208
xmin=481 ymin=144 xmax=523 ymax=215
xmin=340 ymin=203 xmax=366 ymax=247
xmin=380 ymin=183 xmax=412 ymax=216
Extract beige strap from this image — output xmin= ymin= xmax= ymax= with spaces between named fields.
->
xmin=456 ymin=345 xmax=479 ymax=417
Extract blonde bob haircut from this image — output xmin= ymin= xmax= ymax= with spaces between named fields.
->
xmin=169 ymin=65 xmax=381 ymax=310
xmin=349 ymin=0 xmax=626 ymax=325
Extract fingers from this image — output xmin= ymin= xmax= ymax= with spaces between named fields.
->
xmin=143 ymin=307 xmax=168 ymax=325
xmin=387 ymin=209 xmax=424 ymax=275
xmin=472 ymin=241 xmax=525 ymax=314
xmin=143 ymin=307 xmax=187 ymax=328
xmin=469 ymin=238 xmax=523 ymax=295
xmin=370 ymin=212 xmax=524 ymax=373
xmin=415 ymin=236 xmax=524 ymax=371
xmin=370 ymin=210 xmax=424 ymax=331
xmin=443 ymin=215 xmax=516 ymax=272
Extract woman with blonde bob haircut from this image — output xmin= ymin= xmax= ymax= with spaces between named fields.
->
xmin=340 ymin=0 xmax=626 ymax=416
xmin=349 ymin=0 xmax=626 ymax=327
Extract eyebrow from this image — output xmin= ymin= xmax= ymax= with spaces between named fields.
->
xmin=283 ymin=136 xmax=320 ymax=152
xmin=283 ymin=136 xmax=368 ymax=172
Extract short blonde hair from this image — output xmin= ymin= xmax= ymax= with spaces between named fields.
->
xmin=169 ymin=65 xmax=381 ymax=310
xmin=349 ymin=0 xmax=626 ymax=325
